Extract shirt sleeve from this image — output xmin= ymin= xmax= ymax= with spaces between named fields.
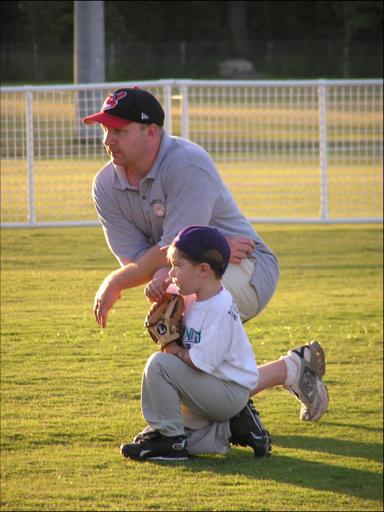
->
xmin=92 ymin=170 xmax=151 ymax=263
xmin=158 ymin=164 xmax=222 ymax=247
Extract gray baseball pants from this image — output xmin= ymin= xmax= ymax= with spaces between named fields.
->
xmin=141 ymin=352 xmax=249 ymax=455
xmin=222 ymin=257 xmax=260 ymax=322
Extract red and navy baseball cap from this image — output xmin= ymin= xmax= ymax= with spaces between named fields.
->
xmin=171 ymin=225 xmax=231 ymax=275
xmin=82 ymin=87 xmax=165 ymax=128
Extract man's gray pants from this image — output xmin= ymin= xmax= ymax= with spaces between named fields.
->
xmin=141 ymin=352 xmax=249 ymax=455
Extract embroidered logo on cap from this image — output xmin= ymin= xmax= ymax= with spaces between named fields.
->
xmin=103 ymin=91 xmax=127 ymax=111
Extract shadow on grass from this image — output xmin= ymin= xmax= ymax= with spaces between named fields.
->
xmin=274 ymin=435 xmax=383 ymax=462
xmin=320 ymin=420 xmax=383 ymax=435
xmin=180 ymin=441 xmax=383 ymax=502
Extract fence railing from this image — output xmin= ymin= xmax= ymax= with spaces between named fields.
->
xmin=1 ymin=79 xmax=383 ymax=227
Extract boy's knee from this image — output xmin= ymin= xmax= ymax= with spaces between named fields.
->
xmin=144 ymin=351 xmax=173 ymax=375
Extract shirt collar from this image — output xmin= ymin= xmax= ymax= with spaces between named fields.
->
xmin=146 ymin=130 xmax=172 ymax=180
xmin=114 ymin=165 xmax=132 ymax=190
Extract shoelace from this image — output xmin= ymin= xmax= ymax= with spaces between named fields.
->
xmin=247 ymin=400 xmax=260 ymax=417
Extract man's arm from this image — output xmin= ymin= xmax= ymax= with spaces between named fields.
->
xmin=94 ymin=244 xmax=169 ymax=327
xmin=159 ymin=165 xmax=255 ymax=265
xmin=142 ymin=235 xmax=255 ymax=304
xmin=93 ymin=167 xmax=152 ymax=265
xmin=118 ymin=237 xmax=255 ymax=274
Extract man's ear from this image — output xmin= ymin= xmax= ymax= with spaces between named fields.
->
xmin=146 ymin=123 xmax=159 ymax=139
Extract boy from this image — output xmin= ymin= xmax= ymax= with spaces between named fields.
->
xmin=120 ymin=225 xmax=272 ymax=461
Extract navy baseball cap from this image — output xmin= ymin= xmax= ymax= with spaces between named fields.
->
xmin=82 ymin=87 xmax=164 ymax=128
xmin=172 ymin=225 xmax=231 ymax=275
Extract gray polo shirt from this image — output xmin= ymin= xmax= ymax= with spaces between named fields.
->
xmin=92 ymin=131 xmax=279 ymax=310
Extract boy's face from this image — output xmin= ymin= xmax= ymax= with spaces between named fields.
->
xmin=168 ymin=248 xmax=202 ymax=296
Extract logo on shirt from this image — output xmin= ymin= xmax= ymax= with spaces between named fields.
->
xmin=183 ymin=326 xmax=201 ymax=347
xmin=151 ymin=199 xmax=166 ymax=218
xmin=227 ymin=301 xmax=240 ymax=322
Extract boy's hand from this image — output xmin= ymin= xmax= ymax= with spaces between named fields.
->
xmin=144 ymin=278 xmax=169 ymax=302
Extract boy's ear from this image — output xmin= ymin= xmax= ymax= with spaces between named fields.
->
xmin=199 ymin=262 xmax=213 ymax=276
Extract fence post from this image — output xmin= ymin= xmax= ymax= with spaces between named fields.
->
xmin=163 ymin=84 xmax=172 ymax=135
xmin=25 ymin=91 xmax=36 ymax=225
xmin=318 ymin=80 xmax=329 ymax=222
xmin=180 ymin=84 xmax=189 ymax=139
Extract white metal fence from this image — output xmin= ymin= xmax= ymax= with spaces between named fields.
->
xmin=1 ymin=79 xmax=382 ymax=227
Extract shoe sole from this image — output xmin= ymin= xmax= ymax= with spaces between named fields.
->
xmin=308 ymin=340 xmax=326 ymax=378
xmin=121 ymin=450 xmax=190 ymax=461
xmin=147 ymin=455 xmax=190 ymax=461
xmin=301 ymin=380 xmax=329 ymax=421
xmin=123 ymin=455 xmax=190 ymax=462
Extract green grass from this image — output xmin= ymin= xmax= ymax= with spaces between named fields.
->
xmin=1 ymin=224 xmax=383 ymax=511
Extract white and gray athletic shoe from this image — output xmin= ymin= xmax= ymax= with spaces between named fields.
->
xmin=285 ymin=340 xmax=329 ymax=421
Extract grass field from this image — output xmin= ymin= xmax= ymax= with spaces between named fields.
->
xmin=1 ymin=224 xmax=383 ymax=511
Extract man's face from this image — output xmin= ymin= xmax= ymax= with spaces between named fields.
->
xmin=101 ymin=123 xmax=149 ymax=167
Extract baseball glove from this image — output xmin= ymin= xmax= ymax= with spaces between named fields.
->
xmin=145 ymin=292 xmax=184 ymax=350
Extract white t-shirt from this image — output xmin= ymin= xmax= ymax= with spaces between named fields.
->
xmin=181 ymin=287 xmax=259 ymax=391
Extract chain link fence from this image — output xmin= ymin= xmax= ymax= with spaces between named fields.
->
xmin=1 ymin=79 xmax=382 ymax=227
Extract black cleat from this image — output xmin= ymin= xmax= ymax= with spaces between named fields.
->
xmin=230 ymin=399 xmax=272 ymax=458
xmin=120 ymin=429 xmax=189 ymax=461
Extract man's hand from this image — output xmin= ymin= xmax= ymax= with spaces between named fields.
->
xmin=225 ymin=235 xmax=256 ymax=264
xmin=93 ymin=244 xmax=169 ymax=328
xmin=94 ymin=276 xmax=122 ymax=328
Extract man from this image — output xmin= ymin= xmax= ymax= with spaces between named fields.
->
xmin=82 ymin=87 xmax=328 ymax=422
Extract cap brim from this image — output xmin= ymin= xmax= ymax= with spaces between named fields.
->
xmin=82 ymin=112 xmax=131 ymax=128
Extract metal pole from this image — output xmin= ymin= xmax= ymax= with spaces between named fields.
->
xmin=25 ymin=91 xmax=35 ymax=225
xmin=74 ymin=1 xmax=105 ymax=139
xmin=74 ymin=1 xmax=105 ymax=84
xmin=163 ymin=85 xmax=172 ymax=135
xmin=318 ymin=80 xmax=329 ymax=222
xmin=180 ymin=85 xmax=189 ymax=139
